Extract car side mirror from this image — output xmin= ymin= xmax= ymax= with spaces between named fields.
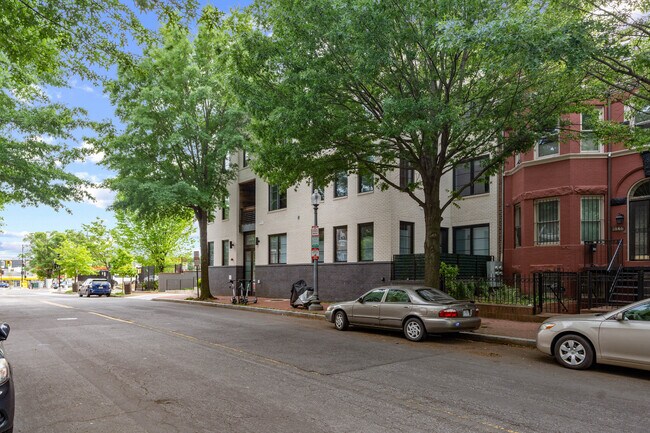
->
xmin=0 ymin=323 xmax=10 ymax=341
xmin=615 ymin=312 xmax=625 ymax=321
xmin=357 ymin=297 xmax=364 ymax=304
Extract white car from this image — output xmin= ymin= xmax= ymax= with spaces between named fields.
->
xmin=536 ymin=298 xmax=650 ymax=371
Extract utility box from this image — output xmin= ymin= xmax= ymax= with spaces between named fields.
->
xmin=486 ymin=261 xmax=503 ymax=288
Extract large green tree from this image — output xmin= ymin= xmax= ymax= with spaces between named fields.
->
xmin=0 ymin=0 xmax=196 ymax=213
xmin=24 ymin=231 xmax=66 ymax=278
xmin=81 ymin=218 xmax=117 ymax=283
xmin=114 ymin=209 xmax=195 ymax=272
xmin=233 ymin=0 xmax=593 ymax=287
xmin=97 ymin=7 xmax=251 ymax=298
xmin=55 ymin=238 xmax=94 ymax=285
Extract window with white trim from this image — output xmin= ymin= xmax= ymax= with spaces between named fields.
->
xmin=535 ymin=199 xmax=560 ymax=245
xmin=537 ymin=122 xmax=560 ymax=158
xmin=580 ymin=107 xmax=604 ymax=152
xmin=581 ymin=196 xmax=603 ymax=243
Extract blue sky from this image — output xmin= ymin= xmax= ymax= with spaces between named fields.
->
xmin=0 ymin=0 xmax=252 ymax=257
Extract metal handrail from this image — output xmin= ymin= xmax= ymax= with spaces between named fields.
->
xmin=606 ymin=239 xmax=623 ymax=272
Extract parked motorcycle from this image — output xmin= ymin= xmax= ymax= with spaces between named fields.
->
xmin=290 ymin=279 xmax=317 ymax=308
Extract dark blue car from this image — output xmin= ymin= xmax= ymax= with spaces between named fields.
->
xmin=79 ymin=279 xmax=112 ymax=297
xmin=0 ymin=323 xmax=14 ymax=433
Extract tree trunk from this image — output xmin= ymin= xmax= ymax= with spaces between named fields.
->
xmin=422 ymin=177 xmax=443 ymax=288
xmin=195 ymin=208 xmax=212 ymax=299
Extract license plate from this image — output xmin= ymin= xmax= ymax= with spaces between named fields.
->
xmin=462 ymin=310 xmax=471 ymax=317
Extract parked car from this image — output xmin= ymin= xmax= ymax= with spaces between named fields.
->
xmin=0 ymin=323 xmax=14 ymax=433
xmin=324 ymin=286 xmax=481 ymax=342
xmin=78 ymin=279 xmax=111 ymax=297
xmin=0 ymin=283 xmax=8 ymax=288
xmin=536 ymin=298 xmax=650 ymax=371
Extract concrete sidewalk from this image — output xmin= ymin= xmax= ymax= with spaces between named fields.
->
xmin=154 ymin=292 xmax=540 ymax=347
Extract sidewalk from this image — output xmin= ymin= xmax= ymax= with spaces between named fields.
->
xmin=155 ymin=292 xmax=540 ymax=347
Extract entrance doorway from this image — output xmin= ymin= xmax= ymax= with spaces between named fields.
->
xmin=243 ymin=232 xmax=256 ymax=281
xmin=630 ymin=180 xmax=650 ymax=260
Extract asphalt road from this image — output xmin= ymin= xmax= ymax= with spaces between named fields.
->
xmin=1 ymin=288 xmax=649 ymax=433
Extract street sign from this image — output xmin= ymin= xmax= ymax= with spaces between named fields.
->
xmin=311 ymin=248 xmax=320 ymax=261
xmin=193 ymin=250 xmax=200 ymax=266
xmin=311 ymin=225 xmax=319 ymax=237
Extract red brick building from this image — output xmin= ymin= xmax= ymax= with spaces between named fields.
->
xmin=503 ymin=100 xmax=650 ymax=276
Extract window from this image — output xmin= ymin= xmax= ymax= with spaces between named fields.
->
xmin=242 ymin=149 xmax=250 ymax=167
xmin=623 ymin=302 xmax=650 ymax=321
xmin=385 ymin=289 xmax=410 ymax=303
xmin=537 ymin=122 xmax=560 ymax=157
xmin=269 ymin=185 xmax=287 ymax=211
xmin=221 ymin=240 xmax=229 ymax=266
xmin=535 ymin=199 xmax=560 ymax=245
xmin=222 ymin=196 xmax=230 ymax=220
xmin=208 ymin=241 xmax=214 ymax=267
xmin=334 ymin=226 xmax=348 ymax=262
xmin=318 ymin=228 xmax=324 ymax=264
xmin=581 ymin=107 xmax=604 ymax=152
xmin=453 ymin=225 xmax=490 ymax=255
xmin=440 ymin=228 xmax=449 ymax=253
xmin=633 ymin=106 xmax=650 ymax=128
xmin=581 ymin=196 xmax=603 ymax=243
xmin=358 ymin=170 xmax=374 ymax=193
xmin=453 ymin=157 xmax=489 ymax=197
xmin=334 ymin=172 xmax=348 ymax=198
xmin=399 ymin=158 xmax=415 ymax=189
xmin=358 ymin=223 xmax=374 ymax=261
xmin=362 ymin=289 xmax=386 ymax=303
xmin=399 ymin=222 xmax=414 ymax=255
xmin=514 ymin=204 xmax=521 ymax=248
xmin=268 ymin=234 xmax=287 ymax=264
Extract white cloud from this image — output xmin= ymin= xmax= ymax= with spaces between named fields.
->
xmin=0 ymin=231 xmax=30 ymax=257
xmin=81 ymin=85 xmax=94 ymax=93
xmin=79 ymin=141 xmax=105 ymax=164
xmin=82 ymin=186 xmax=115 ymax=209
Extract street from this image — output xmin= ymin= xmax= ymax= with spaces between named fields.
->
xmin=1 ymin=288 xmax=648 ymax=433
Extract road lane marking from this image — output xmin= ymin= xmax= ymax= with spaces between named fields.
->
xmin=56 ymin=318 xmax=78 ymax=321
xmin=40 ymin=301 xmax=74 ymax=309
xmin=88 ymin=312 xmax=134 ymax=324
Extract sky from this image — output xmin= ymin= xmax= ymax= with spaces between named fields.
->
xmin=0 ymin=0 xmax=252 ymax=258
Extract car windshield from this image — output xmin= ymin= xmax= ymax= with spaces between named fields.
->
xmin=415 ymin=288 xmax=457 ymax=303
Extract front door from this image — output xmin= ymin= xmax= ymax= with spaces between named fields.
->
xmin=630 ymin=200 xmax=650 ymax=260
xmin=244 ymin=232 xmax=256 ymax=282
xmin=351 ymin=289 xmax=386 ymax=325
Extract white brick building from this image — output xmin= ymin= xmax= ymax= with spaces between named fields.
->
xmin=207 ymin=152 xmax=499 ymax=301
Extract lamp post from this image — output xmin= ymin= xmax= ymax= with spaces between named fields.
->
xmin=309 ymin=191 xmax=323 ymax=311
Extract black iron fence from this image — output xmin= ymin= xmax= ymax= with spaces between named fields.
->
xmin=440 ymin=272 xmax=580 ymax=315
xmin=392 ymin=253 xmax=492 ymax=280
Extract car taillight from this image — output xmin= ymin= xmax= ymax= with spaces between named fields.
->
xmin=439 ymin=309 xmax=458 ymax=318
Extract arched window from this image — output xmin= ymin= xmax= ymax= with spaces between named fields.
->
xmin=629 ymin=180 xmax=650 ymax=260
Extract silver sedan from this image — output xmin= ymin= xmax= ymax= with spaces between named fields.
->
xmin=536 ymin=298 xmax=650 ymax=371
xmin=324 ymin=286 xmax=481 ymax=341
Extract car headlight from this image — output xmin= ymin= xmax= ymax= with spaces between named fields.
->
xmin=539 ymin=322 xmax=556 ymax=331
xmin=0 ymin=358 xmax=10 ymax=385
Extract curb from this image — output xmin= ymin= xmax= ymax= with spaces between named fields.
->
xmin=154 ymin=298 xmax=537 ymax=347
xmin=153 ymin=298 xmax=326 ymax=320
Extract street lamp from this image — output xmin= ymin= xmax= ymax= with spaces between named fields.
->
xmin=309 ymin=191 xmax=323 ymax=311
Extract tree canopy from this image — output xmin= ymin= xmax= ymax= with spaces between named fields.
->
xmin=114 ymin=209 xmax=195 ymax=272
xmin=97 ymin=7 xmax=252 ymax=298
xmin=233 ymin=0 xmax=594 ymax=285
xmin=0 ymin=0 xmax=197 ymax=214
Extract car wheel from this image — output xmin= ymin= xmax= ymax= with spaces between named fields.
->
xmin=107 ymin=293 xmax=110 ymax=297
xmin=334 ymin=310 xmax=349 ymax=331
xmin=403 ymin=317 xmax=426 ymax=342
xmin=79 ymin=292 xmax=82 ymax=297
xmin=554 ymin=334 xmax=594 ymax=370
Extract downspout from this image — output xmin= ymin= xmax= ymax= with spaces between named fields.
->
xmin=606 ymin=96 xmax=612 ymax=264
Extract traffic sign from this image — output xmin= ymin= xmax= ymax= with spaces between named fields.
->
xmin=311 ymin=225 xmax=319 ymax=237
xmin=311 ymin=248 xmax=320 ymax=261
